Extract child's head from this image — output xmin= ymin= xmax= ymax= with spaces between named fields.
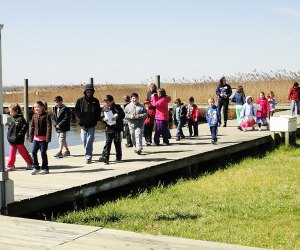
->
xmin=208 ymin=98 xmax=215 ymax=106
xmin=174 ymin=98 xmax=181 ymax=106
xmin=293 ymin=82 xmax=299 ymax=88
xmin=246 ymin=96 xmax=252 ymax=103
xmin=259 ymin=92 xmax=265 ymax=99
xmin=189 ymin=96 xmax=194 ymax=104
xmin=123 ymin=95 xmax=130 ymax=103
xmin=104 ymin=95 xmax=114 ymax=107
xmin=54 ymin=96 xmax=63 ymax=107
xmin=144 ymin=99 xmax=150 ymax=108
xmin=237 ymin=85 xmax=244 ymax=94
xmin=157 ymin=88 xmax=166 ymax=98
xmin=33 ymin=101 xmax=47 ymax=114
xmin=131 ymin=93 xmax=139 ymax=105
xmin=9 ymin=103 xmax=22 ymax=117
xmin=268 ymin=91 xmax=275 ymax=97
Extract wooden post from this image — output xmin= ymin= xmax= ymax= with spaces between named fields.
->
xmin=285 ymin=131 xmax=289 ymax=145
xmin=156 ymin=75 xmax=160 ymax=89
xmin=90 ymin=77 xmax=94 ymax=87
xmin=24 ymin=79 xmax=29 ymax=122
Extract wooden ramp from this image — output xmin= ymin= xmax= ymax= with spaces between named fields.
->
xmin=6 ymin=114 xmax=287 ymax=217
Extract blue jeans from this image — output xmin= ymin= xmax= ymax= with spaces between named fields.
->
xmin=81 ymin=127 xmax=95 ymax=160
xmin=210 ymin=126 xmax=218 ymax=142
xmin=176 ymin=120 xmax=185 ymax=138
xmin=291 ymin=100 xmax=300 ymax=116
xmin=32 ymin=140 xmax=49 ymax=170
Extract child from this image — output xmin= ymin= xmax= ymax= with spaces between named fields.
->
xmin=256 ymin=92 xmax=270 ymax=131
xmin=151 ymin=88 xmax=171 ymax=146
xmin=173 ymin=98 xmax=187 ymax=141
xmin=186 ymin=96 xmax=200 ymax=137
xmin=100 ymin=95 xmax=125 ymax=164
xmin=52 ymin=96 xmax=71 ymax=158
xmin=123 ymin=95 xmax=133 ymax=148
xmin=241 ymin=96 xmax=256 ymax=131
xmin=29 ymin=101 xmax=52 ymax=175
xmin=6 ymin=103 xmax=33 ymax=171
xmin=231 ymin=85 xmax=246 ymax=130
xmin=143 ymin=100 xmax=155 ymax=145
xmin=206 ymin=98 xmax=221 ymax=144
xmin=267 ymin=91 xmax=277 ymax=118
xmin=125 ymin=93 xmax=147 ymax=154
xmin=288 ymin=82 xmax=300 ymax=116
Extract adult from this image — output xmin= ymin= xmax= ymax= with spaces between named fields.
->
xmin=75 ymin=84 xmax=101 ymax=164
xmin=52 ymin=96 xmax=71 ymax=158
xmin=146 ymin=83 xmax=158 ymax=101
xmin=215 ymin=76 xmax=232 ymax=127
xmin=288 ymin=82 xmax=300 ymax=116
xmin=151 ymin=88 xmax=171 ymax=145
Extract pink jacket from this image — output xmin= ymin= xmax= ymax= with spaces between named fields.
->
xmin=151 ymin=95 xmax=171 ymax=121
xmin=256 ymin=97 xmax=270 ymax=118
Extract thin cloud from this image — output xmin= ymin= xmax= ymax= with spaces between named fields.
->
xmin=272 ymin=7 xmax=300 ymax=17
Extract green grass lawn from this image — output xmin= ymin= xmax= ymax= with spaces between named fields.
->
xmin=56 ymin=143 xmax=300 ymax=250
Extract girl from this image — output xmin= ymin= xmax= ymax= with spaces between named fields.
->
xmin=143 ymin=100 xmax=156 ymax=145
xmin=6 ymin=103 xmax=33 ymax=171
xmin=29 ymin=101 xmax=52 ymax=175
xmin=241 ymin=96 xmax=256 ymax=132
xmin=267 ymin=91 xmax=277 ymax=118
xmin=256 ymin=92 xmax=270 ymax=131
xmin=150 ymin=88 xmax=171 ymax=145
xmin=231 ymin=85 xmax=246 ymax=130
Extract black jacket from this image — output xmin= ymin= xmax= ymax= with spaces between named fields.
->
xmin=7 ymin=114 xmax=28 ymax=144
xmin=101 ymin=103 xmax=125 ymax=133
xmin=75 ymin=96 xmax=101 ymax=128
xmin=52 ymin=104 xmax=70 ymax=132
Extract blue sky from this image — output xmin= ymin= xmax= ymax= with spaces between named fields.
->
xmin=1 ymin=0 xmax=300 ymax=85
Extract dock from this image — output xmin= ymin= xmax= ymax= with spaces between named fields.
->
xmin=5 ymin=111 xmax=299 ymax=216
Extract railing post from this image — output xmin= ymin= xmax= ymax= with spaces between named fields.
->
xmin=24 ymin=79 xmax=29 ymax=122
xmin=156 ymin=75 xmax=160 ymax=89
xmin=90 ymin=77 xmax=94 ymax=87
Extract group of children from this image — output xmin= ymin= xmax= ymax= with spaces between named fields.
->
xmin=5 ymin=80 xmax=280 ymax=173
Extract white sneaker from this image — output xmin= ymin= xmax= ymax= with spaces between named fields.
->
xmin=40 ymin=169 xmax=49 ymax=175
xmin=258 ymin=128 xmax=262 ymax=131
xmin=31 ymin=169 xmax=40 ymax=175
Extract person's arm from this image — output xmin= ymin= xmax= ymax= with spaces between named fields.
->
xmin=58 ymin=107 xmax=69 ymax=128
xmin=46 ymin=114 xmax=52 ymax=143
xmin=288 ymin=88 xmax=292 ymax=101
xmin=215 ymin=87 xmax=220 ymax=97
xmin=18 ymin=117 xmax=29 ymax=139
xmin=74 ymin=99 xmax=82 ymax=119
xmin=29 ymin=116 xmax=35 ymax=142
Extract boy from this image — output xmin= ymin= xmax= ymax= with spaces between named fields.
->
xmin=186 ymin=96 xmax=200 ymax=137
xmin=125 ymin=93 xmax=147 ymax=154
xmin=52 ymin=96 xmax=71 ymax=158
xmin=173 ymin=98 xmax=187 ymax=141
xmin=206 ymin=98 xmax=221 ymax=144
xmin=100 ymin=95 xmax=125 ymax=164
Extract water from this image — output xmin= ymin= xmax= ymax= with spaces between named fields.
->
xmin=3 ymin=119 xmax=106 ymax=157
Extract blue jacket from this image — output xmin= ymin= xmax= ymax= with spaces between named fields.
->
xmin=231 ymin=93 xmax=245 ymax=105
xmin=206 ymin=105 xmax=221 ymax=127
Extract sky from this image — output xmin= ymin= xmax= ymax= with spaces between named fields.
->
xmin=0 ymin=0 xmax=300 ymax=86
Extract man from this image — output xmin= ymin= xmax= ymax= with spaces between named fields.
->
xmin=52 ymin=95 xmax=71 ymax=158
xmin=100 ymin=95 xmax=125 ymax=164
xmin=75 ymin=84 xmax=101 ymax=164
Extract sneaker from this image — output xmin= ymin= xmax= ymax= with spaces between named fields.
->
xmin=86 ymin=159 xmax=92 ymax=164
xmin=26 ymin=165 xmax=33 ymax=170
xmin=54 ymin=152 xmax=63 ymax=158
xmin=125 ymin=143 xmax=133 ymax=148
xmin=63 ymin=150 xmax=71 ymax=157
xmin=136 ymin=150 xmax=142 ymax=155
xmin=162 ymin=143 xmax=169 ymax=146
xmin=31 ymin=169 xmax=40 ymax=175
xmin=151 ymin=143 xmax=159 ymax=146
xmin=181 ymin=136 xmax=185 ymax=139
xmin=176 ymin=137 xmax=180 ymax=141
xmin=211 ymin=140 xmax=216 ymax=145
xmin=6 ymin=166 xmax=16 ymax=171
xmin=116 ymin=159 xmax=122 ymax=163
xmin=146 ymin=142 xmax=151 ymax=146
xmin=40 ymin=169 xmax=49 ymax=175
xmin=99 ymin=157 xmax=109 ymax=164
xmin=243 ymin=128 xmax=247 ymax=132
xmin=258 ymin=127 xmax=262 ymax=131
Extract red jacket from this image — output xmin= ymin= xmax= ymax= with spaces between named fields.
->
xmin=256 ymin=98 xmax=270 ymax=118
xmin=288 ymin=86 xmax=300 ymax=101
xmin=144 ymin=106 xmax=156 ymax=125
xmin=187 ymin=104 xmax=200 ymax=120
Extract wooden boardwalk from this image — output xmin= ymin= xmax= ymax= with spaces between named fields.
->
xmin=0 ymin=215 xmax=265 ymax=250
xmin=6 ymin=113 xmax=297 ymax=216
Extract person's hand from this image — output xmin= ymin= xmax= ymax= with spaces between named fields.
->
xmin=56 ymin=125 xmax=60 ymax=129
xmin=111 ymin=117 xmax=116 ymax=121
xmin=194 ymin=119 xmax=197 ymax=122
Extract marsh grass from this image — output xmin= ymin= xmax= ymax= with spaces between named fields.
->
xmin=4 ymin=70 xmax=300 ymax=105
xmin=55 ymin=142 xmax=300 ymax=250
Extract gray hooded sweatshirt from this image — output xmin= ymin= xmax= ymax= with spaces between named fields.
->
xmin=125 ymin=102 xmax=147 ymax=128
